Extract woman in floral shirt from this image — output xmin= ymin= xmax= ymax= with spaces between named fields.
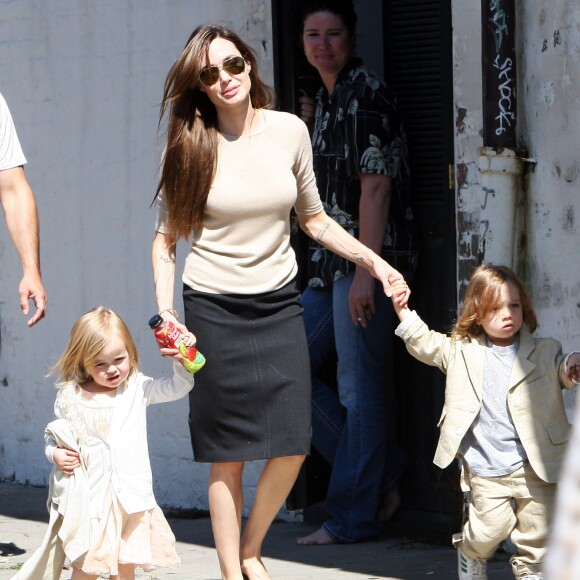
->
xmin=296 ymin=0 xmax=418 ymax=546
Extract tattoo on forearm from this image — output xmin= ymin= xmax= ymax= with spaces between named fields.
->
xmin=316 ymin=221 xmax=332 ymax=241
xmin=317 ymin=219 xmax=374 ymax=269
xmin=336 ymin=241 xmax=374 ymax=268
xmin=159 ymin=253 xmax=175 ymax=264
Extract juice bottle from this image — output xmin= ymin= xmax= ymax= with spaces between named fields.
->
xmin=148 ymin=314 xmax=206 ymax=374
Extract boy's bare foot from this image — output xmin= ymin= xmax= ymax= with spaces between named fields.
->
xmin=241 ymin=556 xmax=271 ymax=580
xmin=296 ymin=527 xmax=338 ymax=545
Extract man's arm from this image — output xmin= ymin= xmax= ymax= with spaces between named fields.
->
xmin=0 ymin=165 xmax=46 ymax=326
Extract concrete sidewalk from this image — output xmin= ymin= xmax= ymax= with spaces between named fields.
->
xmin=0 ymin=481 xmax=513 ymax=579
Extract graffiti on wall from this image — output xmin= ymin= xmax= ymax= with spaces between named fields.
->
xmin=489 ymin=0 xmax=508 ymax=51
xmin=492 ymin=55 xmax=515 ymax=137
xmin=483 ymin=0 xmax=517 ymax=147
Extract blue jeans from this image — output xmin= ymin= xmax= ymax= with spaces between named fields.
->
xmin=301 ymin=272 xmax=405 ymax=542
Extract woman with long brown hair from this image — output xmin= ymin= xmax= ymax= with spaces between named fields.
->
xmin=151 ymin=24 xmax=408 ymax=580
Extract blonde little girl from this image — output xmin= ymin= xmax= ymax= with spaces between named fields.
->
xmin=390 ymin=264 xmax=579 ymax=580
xmin=13 ymin=306 xmax=194 ymax=580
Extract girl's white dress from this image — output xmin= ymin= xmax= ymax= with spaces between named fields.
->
xmin=13 ymin=361 xmax=193 ymax=579
xmin=71 ymin=391 xmax=179 ymax=575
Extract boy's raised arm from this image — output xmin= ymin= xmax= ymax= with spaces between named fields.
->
xmin=390 ymin=278 xmax=413 ymax=322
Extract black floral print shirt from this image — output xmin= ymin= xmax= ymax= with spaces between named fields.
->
xmin=307 ymin=58 xmax=418 ymax=288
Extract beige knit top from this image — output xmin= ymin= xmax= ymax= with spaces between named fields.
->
xmin=155 ymin=109 xmax=323 ymax=295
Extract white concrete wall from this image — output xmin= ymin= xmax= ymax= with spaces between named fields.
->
xmin=0 ymin=0 xmax=277 ymax=515
xmin=451 ymin=0 xmax=579 ymax=412
xmin=516 ymin=0 xmax=580 ymax=348
xmin=451 ymin=2 xmax=484 ymax=289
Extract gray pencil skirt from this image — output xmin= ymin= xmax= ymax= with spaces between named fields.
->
xmin=183 ymin=279 xmax=312 ymax=462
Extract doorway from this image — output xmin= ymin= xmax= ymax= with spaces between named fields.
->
xmin=271 ymin=0 xmax=457 ymax=517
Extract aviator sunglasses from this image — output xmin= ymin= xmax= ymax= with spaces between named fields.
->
xmin=198 ymin=56 xmax=246 ymax=87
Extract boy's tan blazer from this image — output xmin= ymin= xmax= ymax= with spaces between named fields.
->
xmin=396 ymin=315 xmax=575 ymax=483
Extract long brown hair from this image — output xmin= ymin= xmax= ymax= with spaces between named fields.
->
xmin=452 ymin=264 xmax=538 ymax=341
xmin=155 ymin=25 xmax=274 ymax=240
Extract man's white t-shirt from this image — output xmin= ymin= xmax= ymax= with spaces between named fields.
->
xmin=0 ymin=91 xmax=27 ymax=171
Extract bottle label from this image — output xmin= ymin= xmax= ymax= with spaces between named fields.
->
xmin=154 ymin=321 xmax=205 ymax=374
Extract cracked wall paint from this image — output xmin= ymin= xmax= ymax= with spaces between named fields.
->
xmin=453 ymin=0 xmax=579 ymax=355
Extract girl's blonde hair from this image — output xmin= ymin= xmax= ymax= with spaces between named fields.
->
xmin=452 ymin=264 xmax=538 ymax=341
xmin=155 ymin=25 xmax=275 ymax=241
xmin=50 ymin=306 xmax=139 ymax=384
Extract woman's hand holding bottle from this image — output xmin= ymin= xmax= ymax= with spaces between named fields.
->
xmin=149 ymin=314 xmax=206 ymax=374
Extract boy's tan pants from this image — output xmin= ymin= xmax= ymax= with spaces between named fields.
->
xmin=455 ymin=462 xmax=556 ymax=579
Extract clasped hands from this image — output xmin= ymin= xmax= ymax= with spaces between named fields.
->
xmin=349 ymin=267 xmax=410 ymax=328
